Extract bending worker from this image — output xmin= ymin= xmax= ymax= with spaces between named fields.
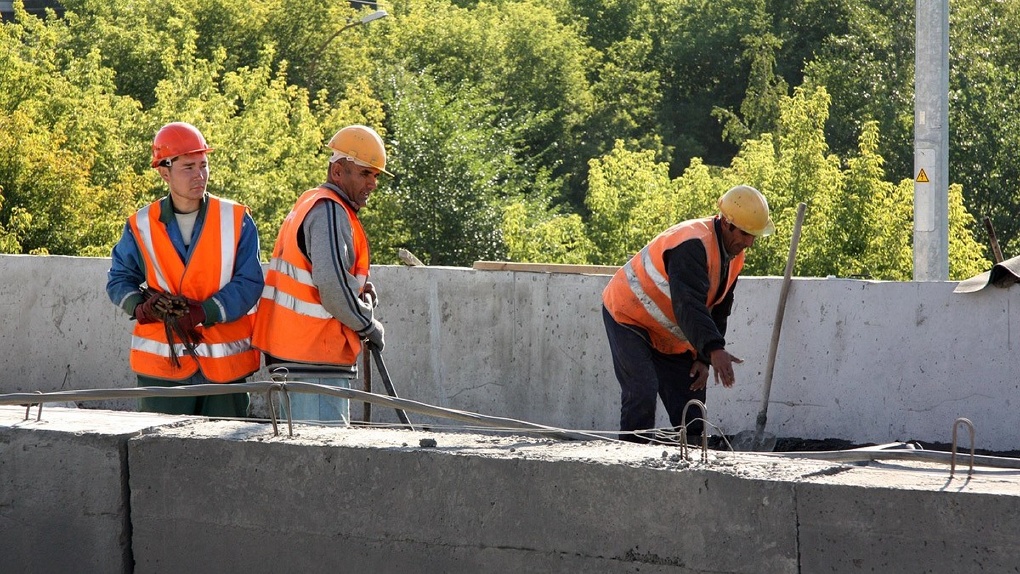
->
xmin=253 ymin=124 xmax=388 ymax=423
xmin=601 ymin=185 xmax=775 ymax=443
xmin=106 ymin=122 xmax=263 ymax=417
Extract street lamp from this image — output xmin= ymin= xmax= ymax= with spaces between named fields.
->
xmin=314 ymin=9 xmax=389 ymax=55
xmin=307 ymin=9 xmax=388 ymax=90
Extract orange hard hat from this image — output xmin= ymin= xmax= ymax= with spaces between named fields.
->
xmin=327 ymin=125 xmax=392 ymax=176
xmin=151 ymin=122 xmax=213 ymax=168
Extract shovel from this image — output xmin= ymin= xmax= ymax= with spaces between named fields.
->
xmin=732 ymin=202 xmax=807 ymax=451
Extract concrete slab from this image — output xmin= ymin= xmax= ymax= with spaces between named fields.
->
xmin=0 ymin=405 xmax=194 ymax=573
xmin=127 ymin=421 xmax=1020 ymax=573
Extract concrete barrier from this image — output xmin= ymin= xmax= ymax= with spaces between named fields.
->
xmin=6 ymin=406 xmax=1020 ymax=573
xmin=2 ymin=254 xmax=1019 ymax=450
xmin=0 ymin=406 xmax=192 ymax=573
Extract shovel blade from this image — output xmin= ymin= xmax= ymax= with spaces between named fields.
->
xmin=731 ymin=430 xmax=777 ymax=452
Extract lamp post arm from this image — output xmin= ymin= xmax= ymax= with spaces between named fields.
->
xmin=315 ymin=21 xmax=359 ymax=55
xmin=306 ymin=10 xmax=388 ymax=90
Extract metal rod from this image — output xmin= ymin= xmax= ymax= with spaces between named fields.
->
xmin=680 ymin=399 xmax=709 ymax=462
xmin=0 ymin=382 xmax=606 ymax=442
xmin=362 ymin=348 xmax=372 ymax=423
xmin=951 ymin=417 xmax=976 ymax=478
xmin=369 ymin=344 xmax=414 ymax=430
xmin=979 ymin=217 xmax=1003 ymax=263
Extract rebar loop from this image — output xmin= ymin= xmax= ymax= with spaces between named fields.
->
xmin=680 ymin=399 xmax=709 ymax=463
xmin=269 ymin=368 xmax=295 ymax=438
xmin=950 ymin=417 xmax=976 ymax=478
xmin=22 ymin=391 xmax=43 ymax=422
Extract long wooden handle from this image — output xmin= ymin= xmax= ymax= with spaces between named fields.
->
xmin=754 ymin=202 xmax=807 ymax=439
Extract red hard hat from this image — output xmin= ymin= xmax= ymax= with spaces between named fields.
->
xmin=151 ymin=122 xmax=213 ymax=168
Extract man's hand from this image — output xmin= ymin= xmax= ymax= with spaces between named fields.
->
xmin=361 ymin=281 xmax=379 ymax=308
xmin=365 ymin=319 xmax=385 ymax=352
xmin=134 ymin=292 xmax=168 ymax=324
xmin=709 ymin=348 xmax=743 ymax=388
xmin=689 ymin=361 xmax=710 ymax=391
xmin=177 ymin=299 xmax=207 ymax=333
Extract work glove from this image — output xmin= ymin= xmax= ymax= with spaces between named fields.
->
xmin=361 ymin=281 xmax=379 ymax=308
xmin=176 ymin=298 xmax=207 ymax=334
xmin=364 ymin=319 xmax=385 ymax=352
xmin=134 ymin=291 xmax=169 ymax=324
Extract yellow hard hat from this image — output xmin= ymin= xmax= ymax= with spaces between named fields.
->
xmin=327 ymin=125 xmax=392 ymax=176
xmin=717 ymin=185 xmax=775 ymax=237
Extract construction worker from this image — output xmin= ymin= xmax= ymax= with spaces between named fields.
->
xmin=253 ymin=124 xmax=388 ymax=423
xmin=106 ymin=121 xmax=263 ymax=417
xmin=601 ymin=185 xmax=775 ymax=443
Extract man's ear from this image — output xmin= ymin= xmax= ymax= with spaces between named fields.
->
xmin=156 ymin=166 xmax=171 ymax=184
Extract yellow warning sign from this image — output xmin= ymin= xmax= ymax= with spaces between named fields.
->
xmin=916 ymin=168 xmax=930 ymax=183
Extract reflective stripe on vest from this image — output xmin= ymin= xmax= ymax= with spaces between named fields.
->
xmin=603 ymin=217 xmax=743 ymax=355
xmin=252 ymin=187 xmax=368 ymax=366
xmin=132 ymin=335 xmax=255 ymax=360
xmin=127 ymin=196 xmax=260 ymax=382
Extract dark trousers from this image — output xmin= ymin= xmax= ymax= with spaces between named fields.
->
xmin=603 ymin=306 xmax=706 ymax=443
xmin=137 ymin=373 xmax=250 ymax=418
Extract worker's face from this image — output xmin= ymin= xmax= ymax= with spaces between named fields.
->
xmin=721 ymin=221 xmax=756 ymax=256
xmin=332 ymin=159 xmax=380 ymax=210
xmin=159 ymin=152 xmax=209 ymax=212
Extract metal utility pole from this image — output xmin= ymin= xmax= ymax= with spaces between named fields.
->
xmin=914 ymin=0 xmax=950 ymax=280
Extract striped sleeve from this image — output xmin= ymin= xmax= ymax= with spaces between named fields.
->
xmin=302 ymin=199 xmax=375 ymax=332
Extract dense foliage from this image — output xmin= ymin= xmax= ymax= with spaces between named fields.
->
xmin=0 ymin=0 xmax=1006 ymax=280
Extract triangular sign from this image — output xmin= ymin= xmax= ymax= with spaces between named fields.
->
xmin=916 ymin=168 xmax=930 ymax=183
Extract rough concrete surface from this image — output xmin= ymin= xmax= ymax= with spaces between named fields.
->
xmin=0 ymin=406 xmax=193 ymax=573
xmin=128 ymin=420 xmax=1020 ymax=574
xmin=4 ymin=405 xmax=1020 ymax=573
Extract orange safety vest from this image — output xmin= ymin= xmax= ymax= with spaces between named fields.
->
xmin=252 ymin=186 xmax=370 ymax=366
xmin=128 ymin=196 xmax=260 ymax=382
xmin=602 ymin=217 xmax=743 ymax=356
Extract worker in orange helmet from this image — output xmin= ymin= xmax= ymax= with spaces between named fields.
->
xmin=106 ymin=121 xmax=264 ymax=417
xmin=602 ymin=185 xmax=775 ymax=444
xmin=253 ymin=124 xmax=390 ymax=424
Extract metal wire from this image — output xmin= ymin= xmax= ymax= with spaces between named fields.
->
xmin=0 ymin=380 xmax=610 ymax=442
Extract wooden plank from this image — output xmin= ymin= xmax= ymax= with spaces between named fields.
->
xmin=472 ymin=261 xmax=619 ymax=276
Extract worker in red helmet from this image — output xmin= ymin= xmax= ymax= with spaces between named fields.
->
xmin=253 ymin=124 xmax=389 ymax=423
xmin=106 ymin=122 xmax=264 ymax=417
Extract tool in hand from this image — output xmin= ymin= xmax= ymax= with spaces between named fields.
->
xmin=367 ymin=341 xmax=415 ymax=430
xmin=141 ymin=288 xmax=202 ymax=367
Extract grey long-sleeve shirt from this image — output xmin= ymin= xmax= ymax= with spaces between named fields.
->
xmin=299 ymin=184 xmax=378 ymax=339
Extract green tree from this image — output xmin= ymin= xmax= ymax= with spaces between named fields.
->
xmin=502 ymin=200 xmax=594 ymax=264
xmin=947 ymin=0 xmax=1020 ymax=257
xmin=0 ymin=6 xmax=143 ymax=256
xmin=380 ymin=0 xmax=597 ymax=211
xmin=582 ymin=84 xmax=988 ymax=280
xmin=804 ymin=0 xmax=914 ymax=203
xmin=379 ymin=71 xmax=513 ymax=266
xmin=584 ymin=142 xmax=674 ymax=265
xmin=713 ymin=31 xmax=789 ymax=147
